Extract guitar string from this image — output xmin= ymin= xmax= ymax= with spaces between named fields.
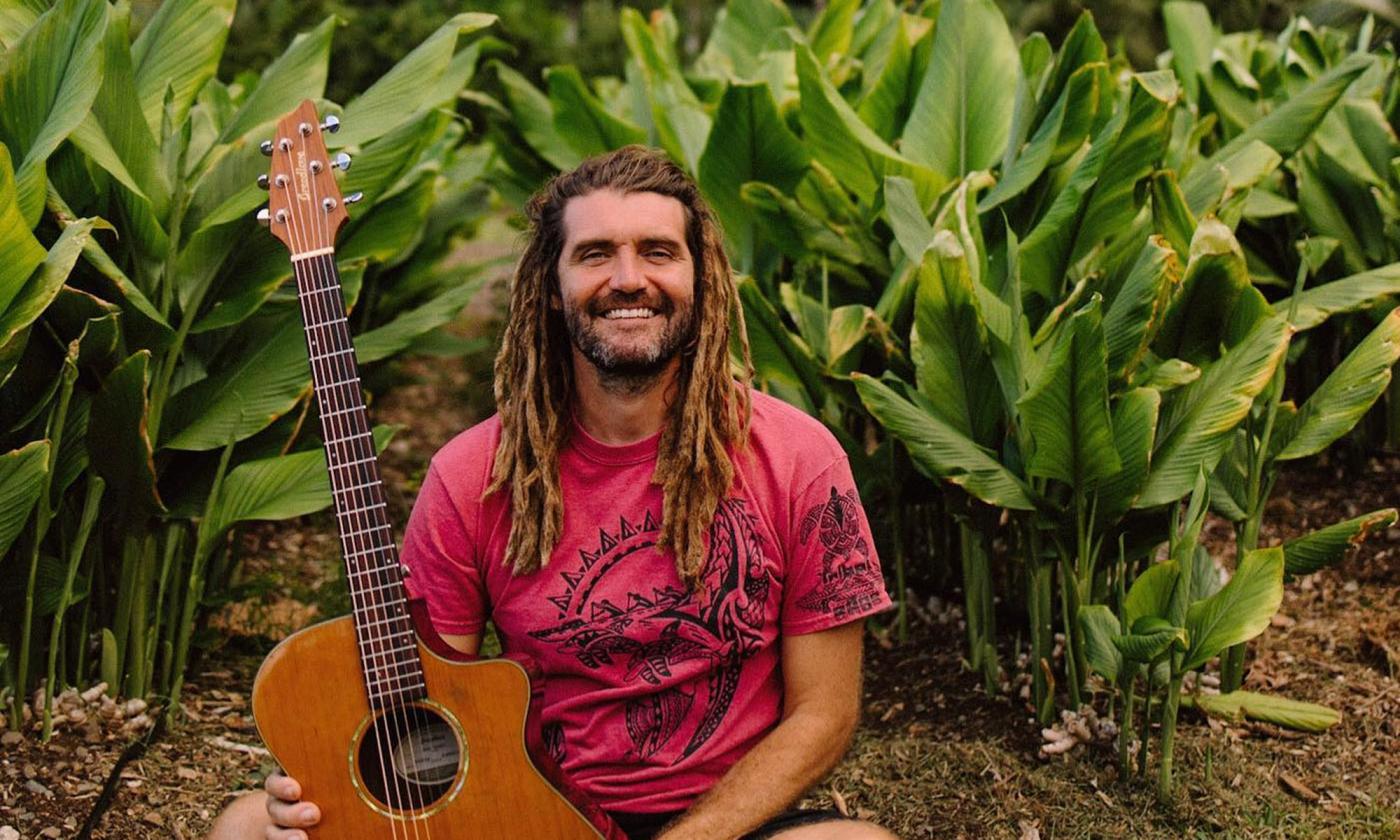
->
xmin=305 ymin=148 xmax=430 ymax=835
xmin=285 ymin=133 xmax=408 ymax=840
xmin=300 ymin=171 xmax=422 ymax=836
xmin=306 ymin=167 xmax=430 ymax=834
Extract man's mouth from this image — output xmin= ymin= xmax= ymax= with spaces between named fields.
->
xmin=601 ymin=307 xmax=658 ymax=320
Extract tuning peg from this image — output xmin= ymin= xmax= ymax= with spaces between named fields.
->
xmin=344 ymin=191 xmax=364 ymax=205
xmin=332 ymin=152 xmax=352 ymax=172
xmin=256 ymin=208 xmax=270 ymax=227
xmin=320 ymin=115 xmax=341 ymax=134
xmin=259 ymin=139 xmax=274 ymax=156
xmin=257 ymin=174 xmax=270 ymax=190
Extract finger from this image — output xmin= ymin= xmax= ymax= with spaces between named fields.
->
xmin=267 ymin=798 xmax=321 ymax=828
xmin=264 ymin=827 xmax=308 ymax=840
xmin=265 ymin=772 xmax=302 ymax=802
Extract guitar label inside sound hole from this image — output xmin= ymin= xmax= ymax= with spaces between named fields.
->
xmin=356 ymin=704 xmax=464 ymax=812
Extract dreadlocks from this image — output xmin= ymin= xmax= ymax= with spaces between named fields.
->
xmin=486 ymin=145 xmax=753 ymax=587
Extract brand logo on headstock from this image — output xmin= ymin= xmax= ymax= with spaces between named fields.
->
xmin=294 ymin=150 xmax=311 ymax=201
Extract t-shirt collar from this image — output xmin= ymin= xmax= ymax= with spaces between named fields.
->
xmin=568 ymin=413 xmax=662 ymax=465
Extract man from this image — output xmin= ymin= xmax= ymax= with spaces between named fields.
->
xmin=210 ymin=146 xmax=897 ymax=840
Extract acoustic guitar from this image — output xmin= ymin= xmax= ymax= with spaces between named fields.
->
xmin=250 ymin=100 xmax=620 ymax=840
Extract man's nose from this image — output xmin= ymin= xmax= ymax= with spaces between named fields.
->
xmin=609 ymin=249 xmax=646 ymax=292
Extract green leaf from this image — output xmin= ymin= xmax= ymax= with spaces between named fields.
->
xmin=1162 ymin=2 xmax=1214 ymax=104
xmin=619 ymin=7 xmax=711 ymax=173
xmin=161 ymin=313 xmax=311 ymax=451
xmin=1276 ymin=309 xmax=1400 ymax=460
xmin=739 ymin=277 xmax=824 ymax=413
xmin=883 ymin=175 xmax=934 ymax=263
xmin=0 ymin=1 xmax=44 ymax=48
xmin=795 ymin=43 xmax=943 ymax=209
xmin=0 ymin=145 xmax=47 ymax=315
xmin=900 ymin=0 xmax=1018 ymax=182
xmin=1017 ymin=296 xmax=1119 ymax=487
xmin=0 ymin=439 xmax=50 ymax=556
xmin=1124 ymin=560 xmax=1179 ymax=627
xmin=1183 ymin=547 xmax=1284 ymax=671
xmin=1186 ymin=690 xmax=1340 ymax=733
xmin=217 ymin=15 xmax=336 ymax=145
xmin=912 ymin=232 xmax=999 ymax=444
xmin=334 ymin=13 xmax=496 ymax=148
xmin=1096 ymin=387 xmax=1161 ymax=524
xmin=546 ymin=65 xmax=646 ymax=161
xmin=88 ymin=350 xmax=163 ymax=517
xmin=1136 ymin=316 xmax=1290 ymax=508
xmin=130 ymin=0 xmax=234 ymax=133
xmin=1104 ymin=236 xmax=1183 ymax=381
xmin=0 ymin=0 xmax=108 ymax=223
xmin=494 ymin=62 xmax=576 ymax=171
xmin=698 ymin=82 xmax=809 ymax=272
xmin=854 ymin=373 xmax=1036 ymax=510
xmin=1114 ymin=624 xmax=1188 ymax=663
xmin=1282 ymin=509 xmax=1398 ymax=577
xmin=356 ymin=274 xmax=487 ymax=364
xmin=693 ymin=0 xmax=795 ymax=81
xmin=0 ymin=218 xmax=101 ymax=350
xmin=1275 ymin=262 xmax=1400 ymax=331
xmin=855 ymin=12 xmax=919 ymax=142
xmin=1079 ymin=604 xmax=1123 ymax=681
xmin=1154 ymin=217 xmax=1254 ymax=363
xmin=204 ymin=425 xmax=396 ymax=540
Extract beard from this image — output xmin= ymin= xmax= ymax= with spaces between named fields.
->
xmin=562 ymin=289 xmax=698 ymax=386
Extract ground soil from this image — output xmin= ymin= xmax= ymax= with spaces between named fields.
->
xmin=3 ymin=281 xmax=1397 ymax=837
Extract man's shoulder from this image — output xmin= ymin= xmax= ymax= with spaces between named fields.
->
xmin=427 ymin=413 xmax=503 ymax=490
xmin=743 ymin=389 xmax=847 ymax=475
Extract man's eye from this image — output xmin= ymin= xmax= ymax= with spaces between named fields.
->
xmin=582 ymin=251 xmax=607 ymax=262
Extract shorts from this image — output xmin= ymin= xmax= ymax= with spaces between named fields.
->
xmin=607 ymin=807 xmax=855 ymax=840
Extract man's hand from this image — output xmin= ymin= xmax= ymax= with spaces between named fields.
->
xmin=264 ymin=771 xmax=320 ymax=839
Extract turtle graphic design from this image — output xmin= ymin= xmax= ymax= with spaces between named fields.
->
xmin=794 ymin=486 xmax=881 ymax=619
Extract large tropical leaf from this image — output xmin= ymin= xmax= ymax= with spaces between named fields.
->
xmin=1183 ymin=547 xmax=1284 ymax=671
xmin=130 ymin=0 xmax=234 ymax=133
xmin=1096 ymin=387 xmax=1161 ymax=524
xmin=1154 ymin=217 xmax=1254 ymax=364
xmin=911 ymin=232 xmax=999 ymax=444
xmin=1276 ymin=309 xmax=1400 ymax=460
xmin=204 ymin=425 xmax=396 ymax=540
xmin=546 ymin=65 xmax=646 ymax=162
xmin=494 ymin=63 xmax=577 ymax=171
xmin=1079 ymin=604 xmax=1123 ymax=681
xmin=0 ymin=439 xmax=50 ymax=556
xmin=334 ymin=13 xmax=496 ymax=148
xmin=856 ymin=12 xmax=925 ymax=142
xmin=87 ymin=350 xmax=163 ymax=517
xmin=854 ymin=373 xmax=1036 ymax=510
xmin=0 ymin=145 xmax=46 ymax=316
xmin=1162 ymin=1 xmax=1214 ymax=104
xmin=1282 ymin=508 xmax=1398 ymax=577
xmin=698 ymin=82 xmax=809 ymax=273
xmin=1103 ymin=236 xmax=1182 ymax=381
xmin=1275 ymin=261 xmax=1400 ymax=332
xmin=1123 ymin=559 xmax=1179 ymax=627
xmin=356 ymin=273 xmax=487 ymax=364
xmin=161 ymin=312 xmax=312 ymax=451
xmin=0 ymin=218 xmax=101 ymax=350
xmin=1186 ymin=690 xmax=1341 ymax=732
xmin=899 ymin=0 xmax=1018 ymax=182
xmin=739 ymin=277 xmax=825 ymax=413
xmin=0 ymin=0 xmax=108 ymax=223
xmin=795 ymin=44 xmax=942 ymax=209
xmin=1017 ymin=296 xmax=1120 ymax=488
xmin=692 ymin=0 xmax=795 ymax=81
xmin=216 ymin=15 xmax=335 ymax=145
xmin=1136 ymin=316 xmax=1290 ymax=507
xmin=619 ymin=7 xmax=711 ymax=174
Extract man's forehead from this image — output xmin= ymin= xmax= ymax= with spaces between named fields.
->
xmin=559 ymin=189 xmax=688 ymax=245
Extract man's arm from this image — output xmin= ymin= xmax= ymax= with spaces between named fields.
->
xmin=656 ymin=620 xmax=866 ymax=840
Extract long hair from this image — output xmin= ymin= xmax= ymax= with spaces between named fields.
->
xmin=486 ymin=145 xmax=753 ymax=586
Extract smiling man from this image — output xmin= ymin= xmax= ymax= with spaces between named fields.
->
xmin=211 ymin=146 xmax=896 ymax=840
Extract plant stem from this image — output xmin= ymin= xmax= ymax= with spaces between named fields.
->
xmin=1139 ymin=664 xmax=1155 ymax=777
xmin=1118 ymin=664 xmax=1139 ymax=775
xmin=42 ymin=477 xmax=104 ymax=740
xmin=960 ymin=521 xmax=998 ymax=694
xmin=1026 ymin=522 xmax=1054 ymax=723
xmin=1157 ymin=665 xmax=1186 ymax=803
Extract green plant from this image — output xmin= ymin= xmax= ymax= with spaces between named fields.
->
xmin=0 ymin=0 xmax=499 ymax=735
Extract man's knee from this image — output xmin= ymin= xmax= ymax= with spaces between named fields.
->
xmin=769 ymin=819 xmax=900 ymax=840
xmin=206 ymin=791 xmax=271 ymax=840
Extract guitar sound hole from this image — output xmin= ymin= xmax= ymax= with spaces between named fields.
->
xmin=357 ymin=704 xmax=462 ymax=812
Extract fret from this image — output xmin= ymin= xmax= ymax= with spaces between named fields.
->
xmin=348 ymin=575 xmax=404 ymax=598
xmin=303 ymin=316 xmax=348 ymax=333
xmin=310 ymin=347 xmax=355 ymax=363
xmin=355 ymin=612 xmax=412 ymax=634
xmin=347 ymin=563 xmax=400 ymax=582
xmin=328 ymin=453 xmax=376 ymax=471
xmin=343 ymin=543 xmax=391 ymax=562
xmin=320 ymin=404 xmax=363 ymax=420
xmin=313 ymin=377 xmax=362 ymax=404
xmin=297 ymin=284 xmax=344 ymax=299
xmin=368 ymin=686 xmax=427 ymax=704
xmin=358 ymin=640 xmax=419 ymax=658
xmin=363 ymin=670 xmax=426 ymax=690
xmin=335 ymin=500 xmax=387 ymax=518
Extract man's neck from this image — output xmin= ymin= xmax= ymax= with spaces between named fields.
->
xmin=571 ymin=351 xmax=679 ymax=445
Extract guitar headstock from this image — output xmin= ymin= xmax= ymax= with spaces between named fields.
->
xmin=257 ymin=100 xmax=361 ymax=257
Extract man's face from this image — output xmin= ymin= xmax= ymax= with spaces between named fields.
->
xmin=555 ymin=189 xmax=698 ymax=379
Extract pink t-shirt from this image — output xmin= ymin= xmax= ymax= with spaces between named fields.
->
xmin=400 ymin=390 xmax=892 ymax=814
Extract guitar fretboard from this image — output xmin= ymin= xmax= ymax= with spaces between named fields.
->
xmin=292 ymin=252 xmax=426 ymax=708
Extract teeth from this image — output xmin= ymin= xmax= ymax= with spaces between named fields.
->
xmin=603 ymin=308 xmax=655 ymax=319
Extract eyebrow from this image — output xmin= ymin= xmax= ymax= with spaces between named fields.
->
xmin=566 ymin=236 xmax=686 ymax=261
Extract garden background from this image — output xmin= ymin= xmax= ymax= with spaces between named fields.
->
xmin=1 ymin=0 xmax=1398 ymax=836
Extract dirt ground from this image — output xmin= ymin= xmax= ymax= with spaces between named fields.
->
xmin=3 ymin=293 xmax=1398 ymax=837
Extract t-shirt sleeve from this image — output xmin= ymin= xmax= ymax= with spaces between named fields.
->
xmin=400 ymin=462 xmax=488 ymax=636
xmin=780 ymin=455 xmax=894 ymax=635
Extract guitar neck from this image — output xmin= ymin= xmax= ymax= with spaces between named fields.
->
xmin=292 ymin=252 xmax=426 ymax=707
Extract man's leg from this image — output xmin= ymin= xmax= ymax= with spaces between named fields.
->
xmin=767 ymin=821 xmax=899 ymax=840
xmin=206 ymin=791 xmax=274 ymax=840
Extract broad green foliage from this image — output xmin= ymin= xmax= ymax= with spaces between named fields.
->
xmin=0 ymin=1 xmax=501 ymax=730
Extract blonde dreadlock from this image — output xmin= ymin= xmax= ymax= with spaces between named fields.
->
xmin=486 ymin=146 xmax=753 ymax=587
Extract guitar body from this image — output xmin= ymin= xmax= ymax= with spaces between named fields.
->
xmin=253 ymin=605 xmax=608 ymax=839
